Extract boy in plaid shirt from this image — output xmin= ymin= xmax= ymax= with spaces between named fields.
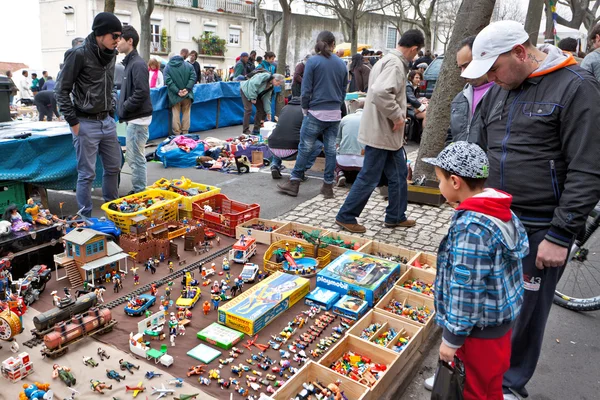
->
xmin=423 ymin=142 xmax=529 ymax=399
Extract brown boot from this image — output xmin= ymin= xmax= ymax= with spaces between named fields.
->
xmin=336 ymin=220 xmax=366 ymax=233
xmin=277 ymin=179 xmax=300 ymax=197
xmin=384 ymin=219 xmax=417 ymax=228
xmin=320 ymin=183 xmax=334 ymax=199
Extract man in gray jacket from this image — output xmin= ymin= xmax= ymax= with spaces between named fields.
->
xmin=581 ymin=23 xmax=600 ymax=80
xmin=445 ymin=36 xmax=494 ymax=148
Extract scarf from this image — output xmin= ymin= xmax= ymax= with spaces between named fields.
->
xmin=86 ymin=32 xmax=117 ymax=67
xmin=150 ymin=68 xmax=159 ymax=88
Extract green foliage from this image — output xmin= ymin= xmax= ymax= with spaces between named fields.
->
xmin=160 ymin=28 xmax=168 ymax=51
xmin=302 ymin=230 xmax=327 ymax=249
xmin=192 ymin=32 xmax=227 ymax=56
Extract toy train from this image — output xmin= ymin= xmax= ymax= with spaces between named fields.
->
xmin=42 ymin=307 xmax=116 ymax=358
xmin=33 ymin=292 xmax=98 ymax=334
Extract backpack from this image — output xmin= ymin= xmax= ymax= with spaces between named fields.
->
xmin=246 ymin=67 xmax=268 ymax=79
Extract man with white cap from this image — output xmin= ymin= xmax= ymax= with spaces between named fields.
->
xmin=458 ymin=21 xmax=600 ymax=399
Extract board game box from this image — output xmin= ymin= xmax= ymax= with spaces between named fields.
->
xmin=304 ymin=287 xmax=340 ymax=310
xmin=218 ymin=271 xmax=310 ymax=335
xmin=197 ymin=323 xmax=245 ymax=349
xmin=332 ymin=295 xmax=369 ymax=320
xmin=316 ymin=250 xmax=401 ymax=306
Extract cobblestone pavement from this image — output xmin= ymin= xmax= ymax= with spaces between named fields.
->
xmin=277 ymin=151 xmax=453 ymax=254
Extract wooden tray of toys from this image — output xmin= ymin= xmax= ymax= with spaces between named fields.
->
xmin=318 ymin=335 xmax=400 ymax=400
xmin=271 ymin=222 xmax=331 ymax=245
xmin=322 ymin=231 xmax=372 ymax=258
xmin=272 ymin=360 xmax=369 ymax=400
xmin=396 ymin=267 xmax=436 ymax=299
xmin=408 ymin=251 xmax=437 ymax=271
xmin=347 ymin=310 xmax=423 ymax=362
xmin=358 ymin=241 xmax=417 ymax=275
xmin=235 ymin=218 xmax=288 ymax=245
xmin=101 ymin=189 xmax=182 ymax=234
xmin=374 ymin=287 xmax=436 ymax=337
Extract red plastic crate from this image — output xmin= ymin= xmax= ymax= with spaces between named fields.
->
xmin=191 ymin=194 xmax=260 ymax=237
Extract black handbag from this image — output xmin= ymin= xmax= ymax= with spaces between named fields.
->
xmin=430 ymin=357 xmax=465 ymax=400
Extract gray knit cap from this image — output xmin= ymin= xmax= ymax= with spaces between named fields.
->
xmin=422 ymin=141 xmax=489 ymax=179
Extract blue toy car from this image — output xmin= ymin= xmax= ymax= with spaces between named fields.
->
xmin=65 ymin=216 xmax=121 ymax=241
xmin=124 ymin=294 xmax=156 ymax=316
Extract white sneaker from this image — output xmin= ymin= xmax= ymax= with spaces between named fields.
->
xmin=503 ymin=394 xmax=520 ymax=400
xmin=424 ymin=374 xmax=435 ymax=391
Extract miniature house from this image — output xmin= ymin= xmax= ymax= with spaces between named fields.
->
xmin=54 ymin=228 xmax=129 ymax=288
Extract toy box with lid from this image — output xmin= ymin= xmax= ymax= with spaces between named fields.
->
xmin=1 ymin=352 xmax=33 ymax=382
xmin=191 ymin=194 xmax=260 ymax=237
xmin=332 ymin=295 xmax=368 ymax=320
xmin=316 ymin=250 xmax=401 ymax=307
xmin=304 ymin=287 xmax=340 ymax=310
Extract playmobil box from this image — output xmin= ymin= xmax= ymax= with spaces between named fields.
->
xmin=316 ymin=250 xmax=401 ymax=306
xmin=197 ymin=323 xmax=245 ymax=350
xmin=304 ymin=287 xmax=340 ymax=311
xmin=332 ymin=295 xmax=369 ymax=320
xmin=218 ymin=271 xmax=310 ymax=335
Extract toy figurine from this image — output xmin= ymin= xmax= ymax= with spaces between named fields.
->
xmin=160 ymin=252 xmax=165 ymax=262
xmin=208 ymin=369 xmax=220 ymax=380
xmin=23 ymin=199 xmax=51 ymax=225
xmin=169 ymin=261 xmax=174 ymax=273
xmin=151 ymin=283 xmax=158 ymax=296
xmin=133 ymin=269 xmax=140 ymax=285
xmin=2 ymin=205 xmax=31 ymax=232
xmin=63 ymin=287 xmax=72 ymax=299
xmin=105 ymin=271 xmax=112 ymax=283
xmin=168 ymin=378 xmax=184 ymax=387
xmin=19 ymin=382 xmax=51 ymax=400
xmin=119 ymin=359 xmax=140 ymax=374
xmin=212 ymin=295 xmax=220 ymax=310
xmin=94 ymin=287 xmax=105 ymax=303
xmin=198 ymin=376 xmax=210 ymax=386
xmin=52 ymin=364 xmax=76 ymax=386
xmin=98 ymin=347 xmax=110 ymax=361
xmin=83 ymin=356 xmax=98 ymax=367
xmin=203 ymin=300 xmax=210 ymax=315
xmin=178 ymin=323 xmax=186 ymax=336
xmin=113 ymin=277 xmax=122 ymax=293
xmin=51 ymin=290 xmax=60 ymax=306
xmin=90 ymin=379 xmax=112 ymax=394
xmin=222 ymin=257 xmax=230 ymax=271
xmin=231 ymin=281 xmax=238 ymax=297
xmin=187 ymin=365 xmax=206 ymax=376
xmin=105 ymin=369 xmax=126 ymax=382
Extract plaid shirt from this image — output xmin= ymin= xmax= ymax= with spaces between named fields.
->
xmin=435 ymin=210 xmax=529 ymax=347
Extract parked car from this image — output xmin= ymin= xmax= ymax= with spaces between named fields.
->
xmin=176 ymin=286 xmax=201 ymax=309
xmin=124 ymin=294 xmax=156 ymax=316
xmin=65 ymin=213 xmax=121 ymax=242
xmin=420 ymin=55 xmax=444 ymax=99
xmin=240 ymin=263 xmax=259 ymax=283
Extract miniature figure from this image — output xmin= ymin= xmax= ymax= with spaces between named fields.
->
xmin=83 ymin=356 xmax=98 ymax=367
xmin=169 ymin=261 xmax=174 ymax=273
xmin=198 ymin=376 xmax=210 ymax=386
xmin=212 ymin=295 xmax=220 ymax=310
xmin=151 ymin=283 xmax=158 ymax=296
xmin=133 ymin=268 xmax=140 ymax=285
xmin=208 ymin=369 xmax=220 ymax=380
xmin=2 ymin=205 xmax=32 ymax=232
xmin=90 ymin=379 xmax=112 ymax=394
xmin=168 ymin=378 xmax=184 ymax=387
xmin=19 ymin=382 xmax=51 ymax=400
xmin=52 ymin=364 xmax=76 ymax=386
xmin=94 ymin=287 xmax=105 ymax=303
xmin=187 ymin=364 xmax=206 ymax=376
xmin=203 ymin=301 xmax=210 ymax=315
xmin=119 ymin=359 xmax=140 ymax=374
xmin=222 ymin=257 xmax=230 ymax=271
xmin=170 ymin=332 xmax=176 ymax=347
xmin=97 ymin=347 xmax=110 ymax=361
xmin=105 ymin=369 xmax=126 ymax=382
xmin=178 ymin=323 xmax=186 ymax=336
xmin=51 ymin=290 xmax=60 ymax=306
xmin=23 ymin=199 xmax=51 ymax=225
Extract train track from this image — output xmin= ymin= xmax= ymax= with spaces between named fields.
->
xmin=22 ymin=245 xmax=233 ymax=348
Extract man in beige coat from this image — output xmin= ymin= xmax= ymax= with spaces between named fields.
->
xmin=336 ymin=29 xmax=424 ymax=233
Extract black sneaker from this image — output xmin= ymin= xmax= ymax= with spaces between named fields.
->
xmin=271 ymin=169 xmax=282 ymax=179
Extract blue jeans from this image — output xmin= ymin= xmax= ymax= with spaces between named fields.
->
xmin=290 ymin=114 xmax=338 ymax=184
xmin=126 ymin=123 xmax=149 ymax=192
xmin=271 ymin=140 xmax=323 ymax=171
xmin=72 ymin=117 xmax=122 ymax=217
xmin=337 ymin=146 xmax=408 ymax=224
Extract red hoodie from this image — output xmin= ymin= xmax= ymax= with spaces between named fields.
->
xmin=456 ymin=189 xmax=513 ymax=222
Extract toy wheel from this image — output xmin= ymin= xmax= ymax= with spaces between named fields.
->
xmin=239 ymin=165 xmax=249 ymax=174
xmin=263 ymin=158 xmax=271 ymax=166
xmin=106 ymin=234 xmax=117 ymax=242
xmin=38 ymin=281 xmax=47 ymax=293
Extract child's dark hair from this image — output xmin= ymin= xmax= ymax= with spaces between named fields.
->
xmin=439 ymin=168 xmax=486 ymax=191
xmin=315 ymin=31 xmax=336 ymax=58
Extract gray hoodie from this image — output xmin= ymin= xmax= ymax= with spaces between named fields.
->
xmin=581 ymin=48 xmax=600 ymax=81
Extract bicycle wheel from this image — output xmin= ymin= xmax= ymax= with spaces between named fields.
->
xmin=554 ymin=226 xmax=600 ymax=311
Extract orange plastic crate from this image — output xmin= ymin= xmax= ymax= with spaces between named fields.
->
xmin=191 ymin=194 xmax=260 ymax=237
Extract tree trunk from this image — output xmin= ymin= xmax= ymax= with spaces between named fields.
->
xmin=314 ymin=238 xmax=320 ymax=259
xmin=350 ymin=16 xmax=358 ymax=55
xmin=544 ymin=0 xmax=554 ymax=44
xmin=524 ymin=0 xmax=545 ymax=46
xmin=276 ymin=0 xmax=292 ymax=116
xmin=137 ymin=0 xmax=156 ymax=62
xmin=265 ymin=32 xmax=272 ymax=52
xmin=104 ymin=0 xmax=116 ymax=13
xmin=413 ymin=0 xmax=497 ymax=181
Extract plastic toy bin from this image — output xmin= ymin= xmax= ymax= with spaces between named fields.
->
xmin=101 ymin=189 xmax=182 ymax=234
xmin=148 ymin=179 xmax=221 ymax=212
xmin=191 ymin=194 xmax=260 ymax=237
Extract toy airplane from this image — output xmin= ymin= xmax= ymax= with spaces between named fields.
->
xmin=151 ymin=384 xmax=175 ymax=399
xmin=172 ymin=395 xmax=199 ymax=400
xmin=145 ymin=371 xmax=163 ymax=380
xmin=125 ymin=382 xmax=145 ymax=397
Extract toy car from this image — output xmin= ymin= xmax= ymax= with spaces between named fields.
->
xmin=65 ymin=215 xmax=121 ymax=241
xmin=176 ymin=286 xmax=202 ymax=309
xmin=124 ymin=294 xmax=156 ymax=316
xmin=11 ymin=264 xmax=51 ymax=305
xmin=240 ymin=263 xmax=259 ymax=283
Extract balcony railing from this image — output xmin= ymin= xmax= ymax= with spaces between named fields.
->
xmin=151 ymin=36 xmax=171 ymax=55
xmin=157 ymin=0 xmax=256 ymax=17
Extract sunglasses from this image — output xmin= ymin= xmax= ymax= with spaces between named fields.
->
xmin=112 ymin=33 xmax=122 ymax=40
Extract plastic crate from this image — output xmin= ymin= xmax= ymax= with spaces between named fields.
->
xmin=148 ymin=177 xmax=221 ymax=212
xmin=191 ymin=194 xmax=260 ymax=237
xmin=0 ymin=181 xmax=27 ymax=216
xmin=101 ymin=189 xmax=182 ymax=234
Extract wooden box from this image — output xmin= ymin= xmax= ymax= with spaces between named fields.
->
xmin=272 ymin=361 xmax=368 ymax=400
xmin=235 ymin=218 xmax=288 ymax=245
xmin=408 ymin=252 xmax=438 ymax=271
xmin=319 ymin=335 xmax=399 ymax=400
xmin=272 ymin=222 xmax=330 ymax=244
xmin=375 ymin=287 xmax=436 ymax=336
xmin=358 ymin=241 xmax=417 ymax=275
xmin=323 ymin=231 xmax=372 ymax=258
xmin=283 ymin=156 xmax=326 ymax=172
xmin=348 ymin=310 xmax=423 ymax=362
xmin=396 ymin=267 xmax=437 ymax=298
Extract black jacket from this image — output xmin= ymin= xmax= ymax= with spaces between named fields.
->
xmin=118 ymin=49 xmax=153 ymax=123
xmin=481 ymin=63 xmax=600 ymax=247
xmin=406 ymin=83 xmax=422 ymax=110
xmin=445 ymin=84 xmax=487 ymax=148
xmin=55 ymin=32 xmax=117 ymax=126
xmin=268 ymin=97 xmax=303 ymax=149
xmin=189 ymin=61 xmax=201 ymax=83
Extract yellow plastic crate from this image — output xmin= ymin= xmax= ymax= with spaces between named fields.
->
xmin=101 ymin=189 xmax=182 ymax=234
xmin=148 ymin=177 xmax=221 ymax=212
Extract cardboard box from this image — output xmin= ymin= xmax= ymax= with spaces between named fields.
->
xmin=396 ymin=267 xmax=437 ymax=298
xmin=408 ymin=252 xmax=438 ymax=271
xmin=197 ymin=322 xmax=244 ymax=349
xmin=304 ymin=287 xmax=340 ymax=310
xmin=282 ymin=156 xmax=326 ymax=172
xmin=322 ymin=231 xmax=372 ymax=258
xmin=235 ymin=218 xmax=288 ymax=245
xmin=316 ymin=250 xmax=401 ymax=306
xmin=374 ymin=287 xmax=436 ymax=336
xmin=332 ymin=295 xmax=369 ymax=320
xmin=218 ymin=271 xmax=310 ymax=335
xmin=272 ymin=361 xmax=368 ymax=400
xmin=358 ymin=241 xmax=417 ymax=275
xmin=271 ymin=222 xmax=330 ymax=245
xmin=408 ymin=181 xmax=446 ymax=206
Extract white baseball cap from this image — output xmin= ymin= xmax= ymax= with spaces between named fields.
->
xmin=461 ymin=21 xmax=529 ymax=79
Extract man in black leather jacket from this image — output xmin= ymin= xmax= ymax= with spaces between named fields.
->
xmin=55 ymin=12 xmax=123 ymax=217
